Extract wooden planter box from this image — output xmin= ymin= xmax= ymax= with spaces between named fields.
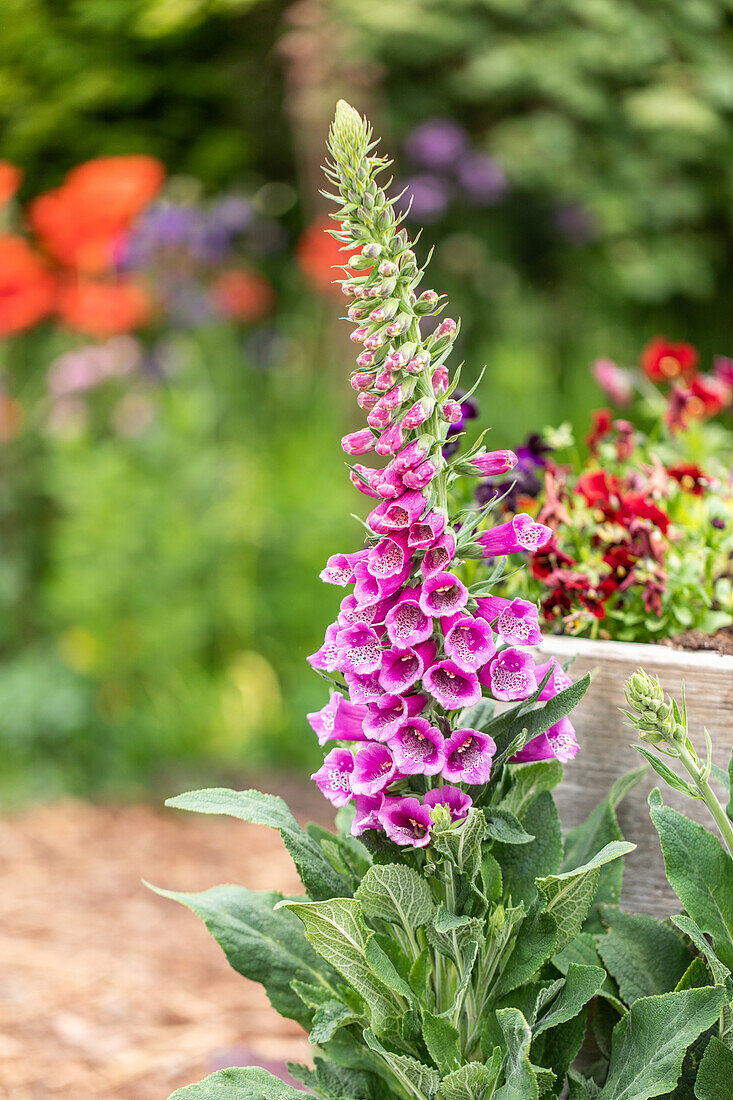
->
xmin=538 ymin=635 xmax=733 ymax=917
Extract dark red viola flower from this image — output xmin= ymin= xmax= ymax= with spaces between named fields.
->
xmin=667 ymin=463 xmax=709 ymax=496
xmin=530 ymin=536 xmax=575 ymax=581
xmin=602 ymin=543 xmax=638 ymax=586
xmin=577 ymin=469 xmax=623 ymax=521
xmin=586 ymin=407 xmax=613 ymax=452
xmin=621 ymin=493 xmax=670 ymax=535
xmin=641 ymin=336 xmax=698 ymax=383
xmin=665 ymin=375 xmax=730 ymax=431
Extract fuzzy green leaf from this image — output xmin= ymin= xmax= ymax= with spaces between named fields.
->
xmin=169 ymin=1067 xmax=307 ymax=1098
xmin=150 ymin=884 xmax=336 ymax=1026
xmin=166 ymin=789 xmax=349 ymax=900
xmin=431 ymin=807 xmax=486 ymax=879
xmin=495 ymin=792 xmax=562 ymax=907
xmin=534 ymin=963 xmax=605 ymax=1035
xmin=501 ymin=761 xmax=564 ymax=819
xmin=649 ymin=790 xmax=733 ymax=969
xmin=422 ymin=1013 xmax=461 ymax=1075
xmin=484 ymin=808 xmax=535 ymax=845
xmin=597 ymin=907 xmax=692 ymax=1005
xmin=438 ymin=1062 xmax=494 ymax=1100
xmin=495 ymin=907 xmax=557 ymax=998
xmin=309 ymin=1000 xmax=360 ymax=1044
xmin=494 ymin=1008 xmax=539 ymax=1100
xmin=356 ymin=863 xmax=435 ymax=933
xmin=537 ymin=842 xmax=634 ymax=953
xmin=364 ymin=1028 xmax=440 ymax=1099
xmin=634 ymin=746 xmax=699 ymax=798
xmin=599 ymin=986 xmax=726 ymax=1099
xmin=696 ymin=1036 xmax=733 ymax=1099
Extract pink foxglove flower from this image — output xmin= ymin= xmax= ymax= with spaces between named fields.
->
xmin=335 ymin=624 xmax=383 ymax=674
xmin=477 ymin=513 xmax=552 ymax=556
xmin=307 ymin=622 xmax=341 ymax=672
xmin=363 ymin=692 xmax=426 ymax=741
xmin=351 ymin=742 xmax=397 ymax=795
xmin=512 ymin=717 xmax=579 ymax=764
xmin=402 ymin=458 xmax=441 ymax=490
xmin=476 ymin=596 xmax=542 ymax=646
xmin=534 ymin=657 xmax=572 ymax=700
xmin=442 ymin=729 xmax=496 ymax=785
xmin=469 ymin=449 xmax=518 ymax=477
xmin=419 ymin=571 xmax=468 ymax=617
xmin=341 ymin=428 xmax=375 ymax=455
xmin=443 ymin=614 xmax=496 ymax=671
xmin=422 ymin=530 xmax=457 ymax=578
xmin=423 ymin=660 xmax=481 ymax=709
xmin=344 ymin=669 xmax=384 ymax=704
xmin=379 ymin=796 xmax=432 ymax=848
xmin=379 ymin=641 xmax=436 ymax=694
xmin=482 ymin=648 xmax=537 ymax=702
xmin=367 ymin=532 xmax=410 ymax=579
xmin=408 ymin=511 xmax=446 ymax=549
xmin=368 ymin=490 xmax=427 ymax=533
xmin=320 ymin=550 xmax=369 ymax=586
xmin=307 ymin=694 xmax=367 ymax=745
xmin=312 ymin=748 xmax=354 ymax=807
xmin=424 ymin=785 xmax=472 ymax=821
xmin=388 ymin=717 xmax=445 ymax=776
xmin=351 ymin=792 xmax=384 ymax=835
xmin=384 ymin=588 xmax=433 ymax=647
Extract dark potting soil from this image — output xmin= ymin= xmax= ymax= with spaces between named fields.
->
xmin=660 ymin=624 xmax=733 ymax=656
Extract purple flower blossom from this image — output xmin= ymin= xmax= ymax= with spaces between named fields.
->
xmin=335 ymin=625 xmax=383 ymax=675
xmin=368 ymin=533 xmax=410 ymax=579
xmin=422 ymin=531 xmax=457 ymax=578
xmin=443 ymin=614 xmax=496 ymax=671
xmin=511 ymin=717 xmax=579 ymax=764
xmin=408 ymin=511 xmax=446 ymax=550
xmin=344 ymin=670 xmax=384 ymax=704
xmin=714 ymin=356 xmax=733 ymax=388
xmin=351 ymin=742 xmax=397 ymax=795
xmin=442 ymin=729 xmax=496 ymax=785
xmin=389 ymin=718 xmax=445 ymax=776
xmin=534 ymin=657 xmax=572 ymax=701
xmin=379 ymin=796 xmax=433 ymax=848
xmin=368 ymin=490 xmax=427 ymax=533
xmin=351 ymin=792 xmax=385 ymax=835
xmin=476 ymin=596 xmax=542 ymax=647
xmin=312 ymin=748 xmax=354 ymax=807
xmin=469 ymin=449 xmax=518 ymax=478
xmin=482 ymin=648 xmax=537 ymax=702
xmin=457 ymin=153 xmax=507 ymax=205
xmin=363 ymin=693 xmax=426 ymax=741
xmin=320 ymin=550 xmax=369 ymax=586
xmin=477 ymin=513 xmax=552 ymax=557
xmin=419 ymin=572 xmax=469 ymax=618
xmin=379 ymin=642 xmax=436 ymax=695
xmin=423 ymin=660 xmax=481 ymax=710
xmin=405 ymin=119 xmax=468 ymax=168
xmin=307 ymin=693 xmax=367 ymax=746
xmin=307 ymin=623 xmax=340 ymax=673
xmin=384 ymin=589 xmax=434 ymax=647
xmin=424 ymin=785 xmax=472 ymax=820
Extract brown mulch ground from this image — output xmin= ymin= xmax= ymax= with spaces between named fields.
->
xmin=660 ymin=623 xmax=733 ymax=656
xmin=0 ymin=781 xmax=328 ymax=1100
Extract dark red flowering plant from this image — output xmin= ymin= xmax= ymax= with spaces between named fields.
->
xmin=482 ymin=339 xmax=733 ymax=642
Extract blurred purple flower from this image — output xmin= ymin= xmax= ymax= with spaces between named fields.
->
xmin=457 ymin=153 xmax=507 ymax=205
xmin=402 ymin=174 xmax=451 ymax=222
xmin=405 ymin=118 xmax=468 ymax=168
xmin=443 ymin=393 xmax=478 ymax=457
xmin=554 ymin=203 xmax=598 ymax=245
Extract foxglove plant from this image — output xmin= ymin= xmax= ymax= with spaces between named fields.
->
xmin=156 ymin=105 xmax=725 ymax=1100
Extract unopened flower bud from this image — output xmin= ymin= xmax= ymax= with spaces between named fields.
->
xmin=402 ymin=457 xmax=442 ymax=489
xmin=341 ymin=428 xmax=375 ymax=455
xmin=435 ymin=318 xmax=457 ymax=340
xmin=364 ymin=331 xmax=384 ymax=350
xmin=350 ymin=371 xmax=376 ymax=391
xmin=375 ymin=420 xmax=405 ymax=456
xmin=379 ymin=277 xmax=397 ymax=296
xmin=367 ymin=403 xmax=394 ymax=430
xmin=415 ymin=290 xmax=439 ymax=314
xmin=374 ymin=370 xmax=395 ymax=392
xmin=403 ymin=397 xmax=435 ymax=429
xmin=358 ymin=391 xmax=379 ymax=410
xmin=348 ymin=304 xmax=368 ymax=322
xmin=440 ymin=399 xmax=463 ymax=425
xmin=469 ymin=449 xmax=518 ymax=477
xmin=350 ymin=327 xmax=368 ymax=344
xmin=362 ymin=242 xmax=381 ymax=259
xmin=356 ymin=350 xmax=375 ymax=369
xmin=624 ymin=671 xmax=681 ymax=745
xmin=406 ymin=351 xmax=431 ymax=375
xmin=379 ymin=260 xmax=397 ymax=277
xmin=385 ymin=314 xmax=410 ymax=337
xmin=369 ymin=299 xmax=398 ymax=323
xmin=432 ymin=366 xmax=450 ymax=396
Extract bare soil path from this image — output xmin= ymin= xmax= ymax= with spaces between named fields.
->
xmin=0 ymin=781 xmax=326 ymax=1099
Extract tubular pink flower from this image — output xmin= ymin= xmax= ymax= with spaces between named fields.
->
xmin=443 ymin=614 xmax=496 ymax=671
xmin=402 ymin=458 xmax=440 ymax=490
xmin=442 ymin=728 xmax=496 ymax=785
xmin=476 ymin=596 xmax=542 ymax=646
xmin=402 ymin=397 xmax=434 ymax=430
xmin=391 ymin=437 xmax=431 ymax=474
xmin=312 ymin=748 xmax=354 ymax=807
xmin=408 ymin=511 xmax=446 ymax=550
xmin=379 ymin=641 xmax=436 ymax=694
xmin=388 ymin=717 xmax=445 ymax=776
xmin=319 ymin=550 xmax=368 ymax=586
xmin=422 ymin=530 xmax=457 ymax=578
xmin=368 ymin=490 xmax=427 ymax=534
xmin=353 ymin=559 xmax=411 ymax=609
xmin=351 ymin=371 xmax=376 ymax=390
xmin=351 ymin=742 xmax=397 ymax=795
xmin=423 ymin=660 xmax=481 ymax=710
xmin=424 ymin=785 xmax=472 ymax=821
xmin=379 ymin=796 xmax=432 ymax=848
xmin=431 ymin=365 xmax=449 ymax=396
xmin=307 ymin=693 xmax=368 ymax=746
xmin=511 ymin=717 xmax=579 ymax=764
xmin=477 ymin=513 xmax=552 ymax=556
xmin=367 ymin=532 xmax=410 ymax=579
xmin=307 ymin=622 xmax=340 ymax=672
xmin=341 ymin=429 xmax=375 ymax=455
xmin=363 ymin=692 xmax=426 ymax=741
xmin=351 ymin=792 xmax=384 ymax=835
xmin=469 ymin=449 xmax=518 ymax=477
xmin=419 ymin=571 xmax=468 ymax=617
xmin=349 ymin=466 xmax=382 ymax=498
xmin=534 ymin=657 xmax=572 ymax=700
xmin=482 ymin=647 xmax=537 ymax=702
xmin=367 ymin=403 xmax=394 ymax=430
xmin=384 ymin=588 xmax=433 ymax=647
xmin=372 ymin=465 xmax=405 ymax=499
xmin=335 ymin=624 xmax=383 ymax=675
xmin=439 ymin=399 xmax=463 ymax=425
xmin=375 ymin=421 xmax=405 ymax=456
xmin=344 ymin=670 xmax=384 ymax=704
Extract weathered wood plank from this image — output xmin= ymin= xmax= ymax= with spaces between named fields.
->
xmin=539 ymin=636 xmax=733 ymax=918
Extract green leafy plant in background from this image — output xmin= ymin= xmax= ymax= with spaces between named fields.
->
xmin=155 ymin=102 xmax=729 ymax=1100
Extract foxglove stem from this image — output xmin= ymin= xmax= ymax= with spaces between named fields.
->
xmin=676 ymin=740 xmax=733 ymax=860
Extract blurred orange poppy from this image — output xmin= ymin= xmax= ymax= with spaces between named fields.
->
xmin=0 ymin=235 xmax=57 ymax=335
xmin=211 ymin=268 xmax=275 ymax=323
xmin=56 ymin=278 xmax=152 ymax=338
xmin=0 ymin=162 xmax=22 ymax=206
xmin=297 ymin=217 xmax=365 ymax=294
xmin=30 ymin=155 xmax=165 ymax=274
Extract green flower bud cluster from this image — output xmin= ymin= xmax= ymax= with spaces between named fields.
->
xmin=624 ymin=670 xmax=686 ymax=747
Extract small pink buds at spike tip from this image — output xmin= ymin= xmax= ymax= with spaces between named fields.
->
xmin=469 ymin=449 xmax=518 ymax=477
xmin=364 ymin=331 xmax=384 ymax=350
xmin=351 ymin=371 xmax=376 ymax=390
xmin=374 ymin=370 xmax=395 ymax=392
xmin=361 ymin=241 xmax=381 ymax=259
xmin=391 ymin=437 xmax=431 ymax=474
xmin=350 ymin=327 xmax=368 ymax=343
xmin=381 ymin=383 xmax=410 ymax=411
xmin=406 ymin=350 xmax=431 ymax=375
xmin=415 ymin=289 xmax=439 ymax=313
xmin=357 ymin=391 xmax=379 ymax=411
xmin=403 ymin=398 xmax=435 ymax=430
xmin=435 ymin=318 xmax=457 ymax=339
xmin=355 ymin=350 xmax=375 ymax=368
xmin=432 ymin=366 xmax=449 ymax=395
xmin=440 ymin=399 xmax=463 ymax=424
xmin=341 ymin=428 xmax=375 ymax=455
xmin=375 ymin=421 xmax=405 ymax=456
xmin=347 ymin=305 xmax=367 ymax=322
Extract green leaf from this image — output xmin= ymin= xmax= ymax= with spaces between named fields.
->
xmin=422 ymin=1013 xmax=461 ymax=1074
xmin=431 ymin=807 xmax=486 ymax=879
xmin=438 ymin=1062 xmax=494 ymax=1100
xmin=166 ymin=789 xmax=349 ymax=900
xmin=495 ymin=907 xmax=557 ymax=998
xmin=356 ymin=863 xmax=435 ymax=934
xmin=485 ymin=808 xmax=535 ymax=845
xmin=596 ymin=907 xmax=692 ymax=1005
xmin=501 ymin=760 xmax=564 ymax=818
xmin=276 ymin=897 xmax=403 ymax=1032
xmin=599 ymin=986 xmax=726 ymax=1099
xmin=568 ymin=1070 xmax=600 ymax=1098
xmin=696 ymin=1036 xmax=733 ymax=1099
xmin=310 ymin=1000 xmax=360 ymax=1044
xmin=495 ymin=792 xmax=562 ymax=907
xmin=458 ymin=698 xmax=495 ymax=731
xmin=671 ymin=914 xmax=731 ymax=986
xmin=533 ymin=963 xmax=605 ymax=1035
xmin=494 ymin=1008 xmax=539 ymax=1100
xmin=649 ymin=790 xmax=733 ymax=969
xmin=150 ymin=884 xmax=336 ymax=1026
xmin=536 ymin=841 xmax=634 ymax=953
xmin=488 ymin=675 xmax=590 ymax=761
xmin=634 ymin=746 xmax=699 ymax=798
xmin=364 ymin=1028 xmax=440 ymax=1100
xmin=168 ymin=1067 xmax=307 ymax=1098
